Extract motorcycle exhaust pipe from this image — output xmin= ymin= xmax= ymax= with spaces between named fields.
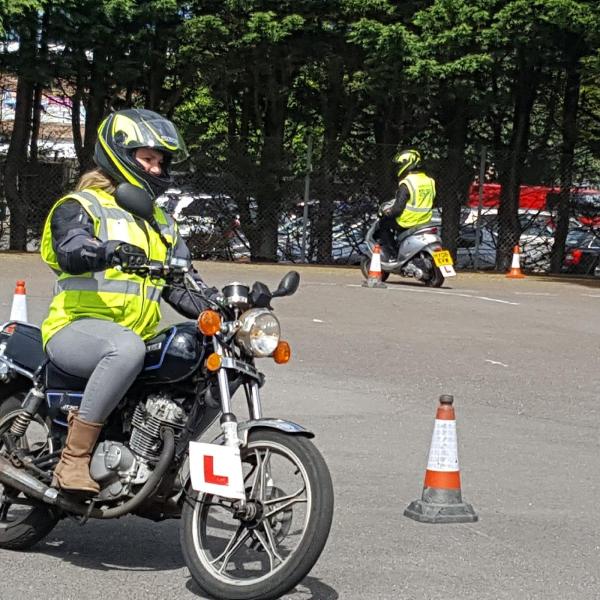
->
xmin=0 ymin=427 xmax=175 ymax=519
xmin=0 ymin=454 xmax=93 ymax=516
xmin=0 ymin=454 xmax=56 ymax=504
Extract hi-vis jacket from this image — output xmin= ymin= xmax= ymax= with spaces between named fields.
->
xmin=41 ymin=187 xmax=182 ymax=347
xmin=396 ymin=172 xmax=436 ymax=228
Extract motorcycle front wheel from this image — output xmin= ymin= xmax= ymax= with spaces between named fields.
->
xmin=180 ymin=429 xmax=334 ymax=600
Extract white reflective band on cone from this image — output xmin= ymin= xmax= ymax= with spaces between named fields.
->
xmin=9 ymin=295 xmax=28 ymax=322
xmin=370 ymin=251 xmax=381 ymax=273
xmin=426 ymin=419 xmax=459 ymax=472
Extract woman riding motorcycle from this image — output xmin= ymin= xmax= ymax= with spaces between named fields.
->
xmin=40 ymin=109 xmax=215 ymax=494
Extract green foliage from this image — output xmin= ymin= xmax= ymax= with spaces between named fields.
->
xmin=1 ymin=0 xmax=599 ymax=257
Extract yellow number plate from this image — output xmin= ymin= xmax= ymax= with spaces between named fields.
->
xmin=432 ymin=250 xmax=453 ymax=267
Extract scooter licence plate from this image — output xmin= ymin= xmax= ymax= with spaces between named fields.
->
xmin=432 ymin=250 xmax=453 ymax=267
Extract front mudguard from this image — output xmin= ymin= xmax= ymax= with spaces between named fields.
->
xmin=176 ymin=418 xmax=314 ymax=491
xmin=212 ymin=418 xmax=314 ymax=446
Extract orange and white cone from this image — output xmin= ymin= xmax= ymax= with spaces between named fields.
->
xmin=362 ymin=244 xmax=387 ymax=288
xmin=404 ymin=395 xmax=477 ymax=523
xmin=506 ymin=245 xmax=526 ymax=279
xmin=9 ymin=280 xmax=28 ymax=322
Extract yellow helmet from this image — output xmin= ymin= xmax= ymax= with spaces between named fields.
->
xmin=94 ymin=108 xmax=189 ymax=198
xmin=393 ymin=149 xmax=421 ymax=180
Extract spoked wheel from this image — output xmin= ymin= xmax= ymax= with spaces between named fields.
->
xmin=0 ymin=397 xmax=59 ymax=550
xmin=181 ymin=430 xmax=334 ymax=600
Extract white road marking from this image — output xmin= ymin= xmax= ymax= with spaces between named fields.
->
xmin=513 ymin=292 xmax=557 ymax=296
xmin=351 ymin=284 xmax=520 ymax=305
xmin=305 ymin=282 xmax=338 ymax=286
xmin=581 ymin=293 xmax=600 ymax=298
xmin=312 ymin=319 xmax=324 ymax=323
xmin=485 ymin=359 xmax=508 ymax=367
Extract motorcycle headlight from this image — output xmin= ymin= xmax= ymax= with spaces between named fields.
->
xmin=236 ymin=309 xmax=280 ymax=357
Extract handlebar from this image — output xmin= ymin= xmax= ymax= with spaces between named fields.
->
xmin=117 ymin=261 xmax=190 ymax=282
xmin=117 ymin=263 xmax=299 ymax=312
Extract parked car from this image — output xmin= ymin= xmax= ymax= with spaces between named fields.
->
xmin=563 ymin=228 xmax=600 ymax=276
xmin=157 ymin=189 xmax=245 ymax=260
xmin=453 ymin=211 xmax=555 ymax=271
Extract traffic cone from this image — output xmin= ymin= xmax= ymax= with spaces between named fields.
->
xmin=404 ymin=395 xmax=478 ymax=524
xmin=362 ymin=244 xmax=387 ymax=288
xmin=9 ymin=280 xmax=28 ymax=322
xmin=506 ymin=245 xmax=526 ymax=279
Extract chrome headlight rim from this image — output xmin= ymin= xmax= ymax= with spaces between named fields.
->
xmin=236 ymin=308 xmax=281 ymax=357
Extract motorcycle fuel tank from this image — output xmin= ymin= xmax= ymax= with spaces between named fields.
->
xmin=139 ymin=322 xmax=206 ymax=383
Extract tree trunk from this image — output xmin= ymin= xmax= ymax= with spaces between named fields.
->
xmin=550 ymin=44 xmax=582 ymax=273
xmin=4 ymin=15 xmax=37 ymax=250
xmin=496 ymin=54 xmax=539 ymax=270
xmin=250 ymin=72 xmax=286 ymax=262
xmin=79 ymin=52 xmax=109 ymax=173
xmin=373 ymin=107 xmax=401 ymax=205
xmin=438 ymin=100 xmax=469 ymax=258
xmin=29 ymin=6 xmax=50 ymax=162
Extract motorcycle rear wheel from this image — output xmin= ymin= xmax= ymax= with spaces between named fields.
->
xmin=425 ymin=266 xmax=445 ymax=287
xmin=0 ymin=396 xmax=59 ymax=550
xmin=422 ymin=253 xmax=445 ymax=288
xmin=180 ymin=429 xmax=334 ymax=600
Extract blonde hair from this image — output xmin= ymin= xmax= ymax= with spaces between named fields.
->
xmin=75 ymin=169 xmax=116 ymax=194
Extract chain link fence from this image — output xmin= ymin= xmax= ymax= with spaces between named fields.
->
xmin=1 ymin=139 xmax=599 ymax=276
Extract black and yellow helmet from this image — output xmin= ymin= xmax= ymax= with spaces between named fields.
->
xmin=393 ymin=148 xmax=421 ymax=180
xmin=94 ymin=108 xmax=189 ymax=198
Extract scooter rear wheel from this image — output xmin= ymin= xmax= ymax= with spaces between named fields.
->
xmin=360 ymin=256 xmax=390 ymax=282
xmin=425 ymin=265 xmax=445 ymax=287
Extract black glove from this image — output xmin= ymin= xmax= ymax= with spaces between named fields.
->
xmin=109 ymin=243 xmax=148 ymax=268
xmin=204 ymin=285 xmax=220 ymax=299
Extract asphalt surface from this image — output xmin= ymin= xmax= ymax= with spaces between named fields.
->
xmin=0 ymin=254 xmax=599 ymax=600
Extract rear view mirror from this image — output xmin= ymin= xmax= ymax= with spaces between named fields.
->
xmin=272 ymin=271 xmax=300 ymax=298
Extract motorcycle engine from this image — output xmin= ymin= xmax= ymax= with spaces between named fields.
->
xmin=129 ymin=393 xmax=188 ymax=461
xmin=89 ymin=394 xmax=187 ymax=502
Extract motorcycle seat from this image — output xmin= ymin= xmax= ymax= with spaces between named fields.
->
xmin=45 ymin=362 xmax=88 ymax=391
xmin=0 ymin=322 xmax=46 ymax=374
xmin=0 ymin=322 xmax=88 ymax=390
xmin=396 ymin=223 xmax=436 ymax=245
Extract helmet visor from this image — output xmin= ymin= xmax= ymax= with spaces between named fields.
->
xmin=112 ymin=115 xmax=189 ymax=164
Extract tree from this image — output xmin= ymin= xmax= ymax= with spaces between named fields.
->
xmin=1 ymin=2 xmax=44 ymax=249
xmin=409 ymin=0 xmax=494 ymax=257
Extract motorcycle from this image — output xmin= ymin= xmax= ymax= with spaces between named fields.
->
xmin=360 ymin=216 xmax=456 ymax=287
xmin=0 ymin=264 xmax=334 ymax=600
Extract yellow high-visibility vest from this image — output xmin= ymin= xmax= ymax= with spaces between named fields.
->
xmin=40 ymin=187 xmax=177 ymax=347
xmin=397 ymin=172 xmax=436 ymax=228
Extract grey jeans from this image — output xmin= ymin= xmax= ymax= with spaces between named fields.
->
xmin=46 ymin=318 xmax=146 ymax=423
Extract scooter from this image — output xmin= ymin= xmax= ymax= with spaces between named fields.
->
xmin=360 ymin=217 xmax=456 ymax=287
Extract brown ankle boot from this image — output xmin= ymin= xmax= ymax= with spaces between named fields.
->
xmin=53 ymin=412 xmax=102 ymax=494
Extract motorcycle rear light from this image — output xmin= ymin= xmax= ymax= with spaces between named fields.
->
xmin=205 ymin=352 xmax=222 ymax=371
xmin=198 ymin=310 xmax=222 ymax=336
xmin=422 ymin=226 xmax=438 ymax=234
xmin=273 ymin=341 xmax=291 ymax=364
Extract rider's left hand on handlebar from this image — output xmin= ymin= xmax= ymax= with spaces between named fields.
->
xmin=110 ymin=243 xmax=148 ymax=269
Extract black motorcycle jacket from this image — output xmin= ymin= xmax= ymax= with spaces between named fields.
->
xmin=379 ymin=184 xmax=410 ymax=219
xmin=50 ymin=200 xmax=215 ymax=319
